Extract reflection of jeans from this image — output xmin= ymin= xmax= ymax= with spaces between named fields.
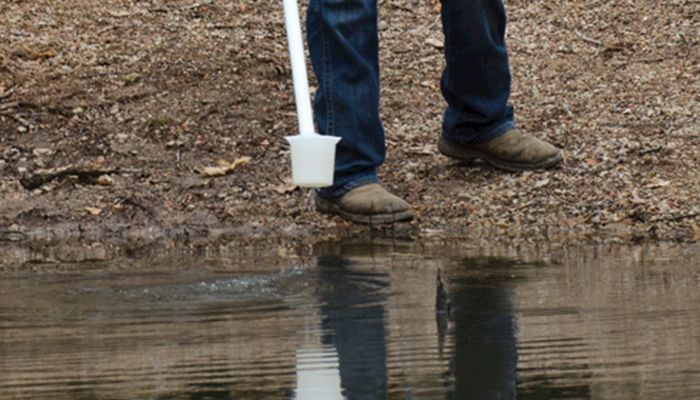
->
xmin=317 ymin=257 xmax=388 ymax=400
xmin=308 ymin=0 xmax=515 ymax=197
xmin=451 ymin=280 xmax=518 ymax=400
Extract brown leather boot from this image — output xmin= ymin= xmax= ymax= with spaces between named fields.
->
xmin=438 ymin=129 xmax=563 ymax=171
xmin=315 ymin=183 xmax=414 ymax=224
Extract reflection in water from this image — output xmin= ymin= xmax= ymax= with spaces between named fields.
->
xmin=1 ymin=243 xmax=700 ymax=399
xmin=307 ymin=252 xmax=520 ymax=400
xmin=295 ymin=346 xmax=343 ymax=400
xmin=316 ymin=255 xmax=388 ymax=399
xmin=450 ymin=273 xmax=518 ymax=400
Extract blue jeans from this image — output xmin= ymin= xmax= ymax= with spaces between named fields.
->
xmin=308 ymin=0 xmax=515 ymax=198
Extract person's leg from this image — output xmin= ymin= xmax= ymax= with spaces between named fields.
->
xmin=307 ymin=0 xmax=384 ymax=198
xmin=440 ymin=0 xmax=514 ymax=144
xmin=438 ymin=0 xmax=562 ymax=170
xmin=307 ymin=0 xmax=414 ymax=223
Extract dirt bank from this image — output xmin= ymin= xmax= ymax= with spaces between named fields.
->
xmin=1 ymin=0 xmax=698 ymax=247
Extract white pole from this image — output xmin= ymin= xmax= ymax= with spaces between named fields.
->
xmin=283 ymin=0 xmax=316 ymax=136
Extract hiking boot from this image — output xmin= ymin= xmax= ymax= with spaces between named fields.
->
xmin=315 ymin=183 xmax=414 ymax=224
xmin=438 ymin=129 xmax=563 ymax=171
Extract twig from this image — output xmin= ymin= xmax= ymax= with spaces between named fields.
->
xmin=92 ymin=90 xmax=154 ymax=108
xmin=0 ymin=85 xmax=18 ymax=100
xmin=574 ymin=30 xmax=605 ymax=47
xmin=5 ymin=113 xmax=31 ymax=127
xmin=209 ymin=24 xmax=237 ymax=30
xmin=0 ymin=101 xmax=18 ymax=112
xmin=637 ymin=146 xmax=664 ymax=156
xmin=184 ymin=0 xmax=214 ymax=10
xmin=390 ymin=2 xmax=412 ymax=12
xmin=0 ymin=229 xmax=26 ymax=242
xmin=650 ymin=213 xmax=700 ymax=223
xmin=20 ymin=165 xmax=143 ymax=190
xmin=614 ymin=57 xmax=666 ymax=68
xmin=0 ymin=100 xmax=72 ymax=117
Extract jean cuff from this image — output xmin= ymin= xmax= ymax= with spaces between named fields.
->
xmin=316 ymin=173 xmax=379 ymax=199
xmin=442 ymin=120 xmax=515 ymax=145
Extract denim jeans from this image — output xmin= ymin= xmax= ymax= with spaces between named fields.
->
xmin=308 ymin=0 xmax=515 ymax=198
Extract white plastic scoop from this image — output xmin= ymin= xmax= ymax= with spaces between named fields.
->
xmin=283 ymin=0 xmax=340 ymax=187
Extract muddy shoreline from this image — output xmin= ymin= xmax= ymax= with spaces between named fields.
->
xmin=2 ymin=0 xmax=698 ymax=249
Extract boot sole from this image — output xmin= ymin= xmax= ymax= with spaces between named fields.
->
xmin=315 ymin=195 xmax=415 ymax=225
xmin=438 ymin=137 xmax=563 ymax=172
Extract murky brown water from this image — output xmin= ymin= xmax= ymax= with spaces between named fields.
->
xmin=1 ymin=242 xmax=699 ymax=399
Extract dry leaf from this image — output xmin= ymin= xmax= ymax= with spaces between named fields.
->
xmin=32 ymin=148 xmax=53 ymax=157
xmin=533 ymin=178 xmax=550 ymax=189
xmin=495 ymin=221 xmax=510 ymax=229
xmin=95 ymin=175 xmax=114 ymax=186
xmin=690 ymin=223 xmax=700 ymax=242
xmin=27 ymin=48 xmax=57 ymax=60
xmin=630 ymin=189 xmax=646 ymax=205
xmin=85 ymin=207 xmax=102 ymax=216
xmin=275 ymin=181 xmax=298 ymax=194
xmin=407 ymin=144 xmax=434 ymax=155
xmin=559 ymin=217 xmax=581 ymax=228
xmin=108 ymin=10 xmax=131 ymax=18
xmin=645 ymin=178 xmax=671 ymax=189
xmin=199 ymin=156 xmax=251 ymax=177
xmin=425 ymin=37 xmax=444 ymax=49
xmin=93 ymin=156 xmax=107 ymax=168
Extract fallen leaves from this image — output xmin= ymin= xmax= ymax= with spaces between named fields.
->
xmin=690 ymin=224 xmax=700 ymax=242
xmin=645 ymin=178 xmax=671 ymax=189
xmin=32 ymin=148 xmax=53 ymax=157
xmin=424 ymin=37 xmax=443 ymax=49
xmin=274 ymin=180 xmax=298 ymax=194
xmin=0 ymin=84 xmax=17 ymax=101
xmin=533 ymin=178 xmax=551 ymax=189
xmin=84 ymin=207 xmax=103 ymax=216
xmin=198 ymin=157 xmax=252 ymax=177
xmin=95 ymin=175 xmax=115 ymax=186
xmin=107 ymin=10 xmax=132 ymax=18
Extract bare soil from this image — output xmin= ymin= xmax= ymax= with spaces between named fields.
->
xmin=1 ymin=0 xmax=698 ymax=247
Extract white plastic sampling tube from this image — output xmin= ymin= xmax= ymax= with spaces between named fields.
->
xmin=283 ymin=0 xmax=316 ymax=136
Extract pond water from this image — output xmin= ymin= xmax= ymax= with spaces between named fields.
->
xmin=1 ymin=241 xmax=699 ymax=399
